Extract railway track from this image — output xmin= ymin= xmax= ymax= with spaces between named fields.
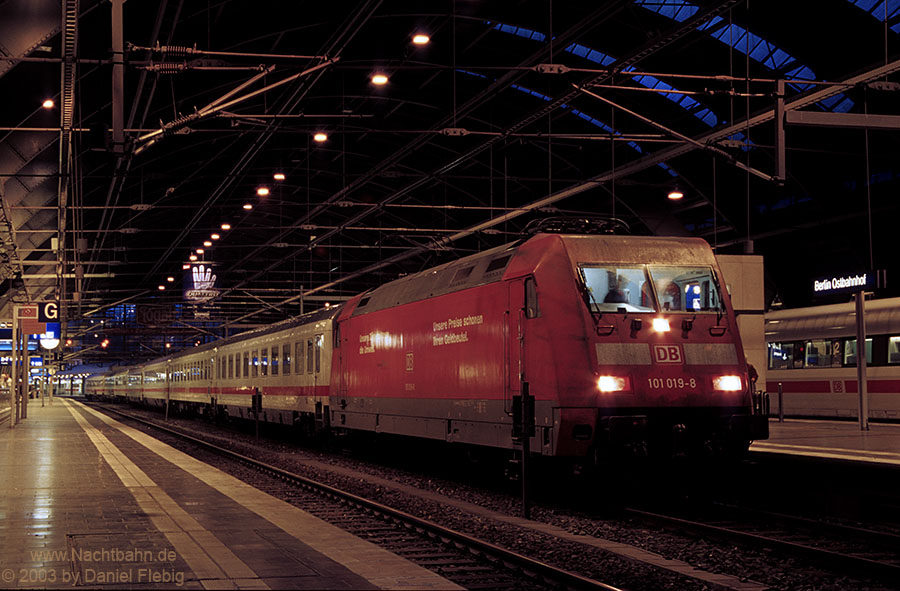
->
xmin=91 ymin=403 xmax=620 ymax=591
xmin=624 ymin=503 xmax=900 ymax=583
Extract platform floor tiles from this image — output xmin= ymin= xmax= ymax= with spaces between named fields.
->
xmin=751 ymin=418 xmax=900 ymax=465
xmin=0 ymin=399 xmax=461 ymax=590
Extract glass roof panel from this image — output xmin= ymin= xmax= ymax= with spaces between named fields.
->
xmin=848 ymin=0 xmax=900 ymax=33
xmin=635 ymin=0 xmax=855 ymax=112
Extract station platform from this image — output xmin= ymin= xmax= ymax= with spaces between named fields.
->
xmin=751 ymin=418 xmax=900 ymax=466
xmin=0 ymin=398 xmax=461 ymax=590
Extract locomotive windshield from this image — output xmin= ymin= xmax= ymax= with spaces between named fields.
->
xmin=647 ymin=266 xmax=723 ymax=313
xmin=580 ymin=266 xmax=656 ymax=313
xmin=579 ymin=264 xmax=723 ymax=314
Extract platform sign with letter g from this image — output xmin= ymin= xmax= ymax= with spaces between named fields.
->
xmin=39 ymin=302 xmax=59 ymax=323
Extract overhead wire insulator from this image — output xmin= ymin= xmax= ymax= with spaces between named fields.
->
xmin=142 ymin=62 xmax=189 ymax=74
xmin=161 ymin=113 xmax=196 ymax=136
xmin=156 ymin=44 xmax=198 ymax=58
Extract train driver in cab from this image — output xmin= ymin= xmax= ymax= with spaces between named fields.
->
xmin=604 ymin=274 xmax=630 ymax=304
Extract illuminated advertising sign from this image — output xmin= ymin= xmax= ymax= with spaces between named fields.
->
xmin=184 ymin=263 xmax=219 ymax=303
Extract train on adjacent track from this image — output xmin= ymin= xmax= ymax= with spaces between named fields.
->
xmin=765 ymin=296 xmax=900 ymax=420
xmin=86 ymin=220 xmax=768 ymax=463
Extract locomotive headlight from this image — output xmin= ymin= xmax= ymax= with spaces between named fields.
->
xmin=597 ymin=376 xmax=627 ymax=393
xmin=652 ymin=318 xmax=670 ymax=333
xmin=712 ymin=375 xmax=742 ymax=391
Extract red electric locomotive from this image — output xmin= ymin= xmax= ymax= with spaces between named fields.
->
xmin=86 ymin=219 xmax=767 ymax=462
xmin=332 ymin=219 xmax=768 ymax=460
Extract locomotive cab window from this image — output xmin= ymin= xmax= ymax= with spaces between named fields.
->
xmin=648 ymin=266 xmax=722 ymax=313
xmin=579 ymin=266 xmax=655 ymax=313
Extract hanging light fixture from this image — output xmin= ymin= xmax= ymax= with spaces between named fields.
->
xmin=667 ymin=186 xmax=684 ymax=201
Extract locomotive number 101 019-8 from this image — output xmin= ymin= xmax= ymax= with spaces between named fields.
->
xmin=647 ymin=377 xmax=697 ymax=389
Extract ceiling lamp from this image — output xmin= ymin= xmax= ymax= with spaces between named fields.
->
xmin=412 ymin=34 xmax=430 ymax=45
xmin=167 ymin=276 xmax=175 ymax=282
xmin=158 ymin=285 xmax=165 ymax=291
xmin=211 ymin=233 xmax=220 ymax=240
xmin=313 ymin=132 xmax=328 ymax=142
xmin=371 ymin=73 xmax=388 ymax=85
xmin=189 ymin=254 xmax=198 ymax=261
xmin=273 ymin=172 xmax=286 ymax=181
xmin=243 ymin=203 xmax=253 ymax=210
xmin=42 ymin=99 xmax=55 ymax=109
xmin=221 ymin=223 xmax=231 ymax=231
xmin=203 ymin=240 xmax=212 ymax=247
xmin=196 ymin=248 xmax=204 ymax=254
xmin=257 ymin=186 xmax=270 ymax=197
xmin=667 ymin=186 xmax=684 ymax=201
xmin=182 ymin=264 xmax=190 ymax=270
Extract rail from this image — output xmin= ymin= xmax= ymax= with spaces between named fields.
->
xmin=92 ymin=404 xmax=621 ymax=591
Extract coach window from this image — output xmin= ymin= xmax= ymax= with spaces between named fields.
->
xmin=889 ymin=337 xmax=900 ymax=364
xmin=307 ymin=338 xmax=314 ymax=374
xmin=261 ymin=348 xmax=268 ymax=377
xmin=242 ymin=351 xmax=249 ymax=378
xmin=805 ymin=340 xmax=833 ymax=368
xmin=296 ymin=342 xmax=303 ymax=374
xmin=252 ymin=350 xmax=259 ymax=377
xmin=843 ymin=338 xmax=873 ymax=366
xmin=282 ymin=343 xmax=291 ymax=375
xmin=272 ymin=345 xmax=279 ymax=376
xmin=227 ymin=355 xmax=233 ymax=379
xmin=315 ymin=334 xmax=323 ymax=373
xmin=767 ymin=342 xmax=794 ymax=370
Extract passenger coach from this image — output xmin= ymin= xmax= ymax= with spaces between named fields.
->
xmin=766 ymin=297 xmax=900 ymax=420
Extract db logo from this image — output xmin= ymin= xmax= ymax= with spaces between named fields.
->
xmin=653 ymin=344 xmax=683 ymax=364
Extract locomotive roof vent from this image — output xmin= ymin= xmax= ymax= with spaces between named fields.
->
xmin=522 ymin=216 xmax=631 ymax=236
